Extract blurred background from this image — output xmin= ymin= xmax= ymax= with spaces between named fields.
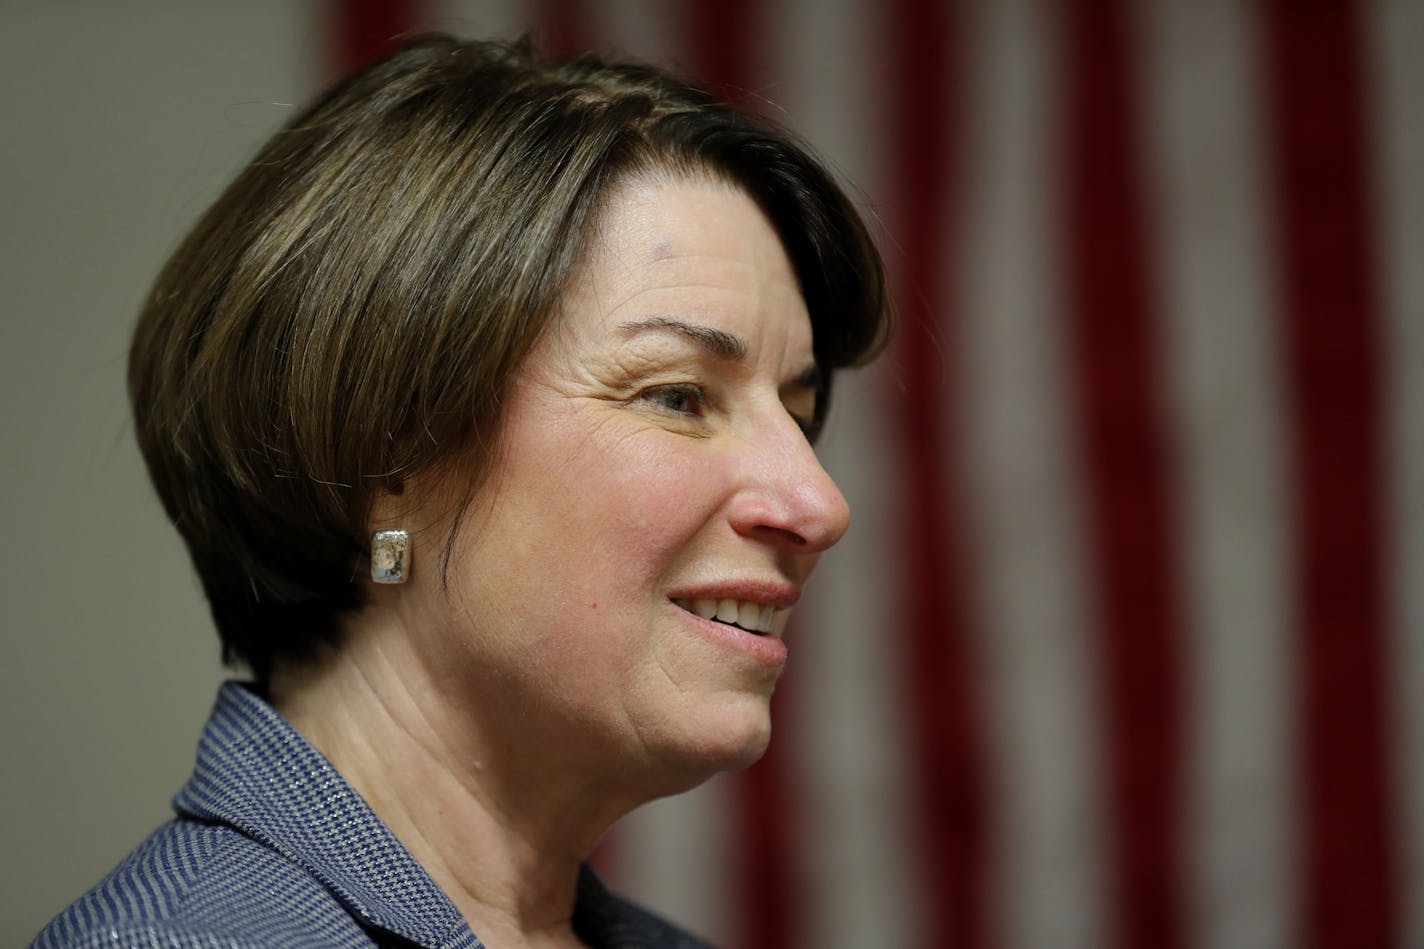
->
xmin=2 ymin=1 xmax=1419 ymax=946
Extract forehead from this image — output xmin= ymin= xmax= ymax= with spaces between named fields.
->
xmin=555 ymin=176 xmax=812 ymax=354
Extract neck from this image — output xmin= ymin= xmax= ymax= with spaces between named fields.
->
xmin=268 ymin=622 xmax=642 ymax=948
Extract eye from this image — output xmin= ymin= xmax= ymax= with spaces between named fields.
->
xmin=639 ymin=383 xmax=708 ymax=418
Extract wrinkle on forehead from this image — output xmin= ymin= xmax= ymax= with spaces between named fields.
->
xmin=546 ymin=176 xmax=813 ymax=374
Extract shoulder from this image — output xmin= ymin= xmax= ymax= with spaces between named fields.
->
xmin=30 ymin=819 xmax=378 ymax=949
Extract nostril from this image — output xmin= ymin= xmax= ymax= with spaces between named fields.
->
xmin=730 ymin=481 xmax=849 ymax=553
xmin=747 ymin=524 xmax=809 ymax=547
xmin=728 ymin=429 xmax=850 ymax=552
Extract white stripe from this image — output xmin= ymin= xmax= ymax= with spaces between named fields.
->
xmin=1137 ymin=2 xmax=1299 ymax=946
xmin=763 ymin=0 xmax=888 ymax=193
xmin=1369 ymin=1 xmax=1424 ymax=946
xmin=796 ymin=365 xmax=926 ymax=949
xmin=767 ymin=2 xmax=926 ymax=945
xmin=599 ymin=0 xmax=683 ymax=67
xmin=431 ymin=0 xmax=527 ymax=42
xmin=956 ymin=2 xmax=1110 ymax=946
xmin=605 ymin=777 xmax=738 ymax=945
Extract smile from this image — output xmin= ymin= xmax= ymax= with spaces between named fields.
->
xmin=671 ymin=598 xmax=778 ymax=636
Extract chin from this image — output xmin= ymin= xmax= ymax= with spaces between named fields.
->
xmin=644 ymin=698 xmax=774 ymax=789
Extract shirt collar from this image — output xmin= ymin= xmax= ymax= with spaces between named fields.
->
xmin=172 ymin=681 xmax=478 ymax=949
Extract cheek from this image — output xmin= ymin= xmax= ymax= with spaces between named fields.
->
xmin=490 ymin=424 xmax=729 ymax=619
xmin=603 ymin=446 xmax=715 ymax=544
xmin=450 ymin=438 xmax=728 ymax=699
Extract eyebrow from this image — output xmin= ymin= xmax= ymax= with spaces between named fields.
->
xmin=616 ymin=316 xmax=822 ymax=390
xmin=617 ymin=317 xmax=748 ymax=361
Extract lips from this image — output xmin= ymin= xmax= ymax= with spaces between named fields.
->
xmin=671 ymin=597 xmax=778 ymax=636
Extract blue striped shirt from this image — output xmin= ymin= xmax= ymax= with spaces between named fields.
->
xmin=32 ymin=682 xmax=710 ymax=948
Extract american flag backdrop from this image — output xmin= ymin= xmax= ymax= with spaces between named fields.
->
xmin=333 ymin=1 xmax=1422 ymax=947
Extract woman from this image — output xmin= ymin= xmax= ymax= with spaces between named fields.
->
xmin=34 ymin=34 xmax=886 ymax=949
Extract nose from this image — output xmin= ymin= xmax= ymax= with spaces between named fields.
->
xmin=728 ymin=412 xmax=851 ymax=554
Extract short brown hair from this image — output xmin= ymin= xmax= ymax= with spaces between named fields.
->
xmin=130 ymin=35 xmax=888 ymax=681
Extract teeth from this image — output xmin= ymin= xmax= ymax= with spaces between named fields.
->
xmin=746 ymin=601 xmax=768 ymax=632
xmin=675 ymin=597 xmax=780 ymax=635
xmin=743 ymin=602 xmax=762 ymax=631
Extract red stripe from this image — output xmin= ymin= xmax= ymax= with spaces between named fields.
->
xmin=1060 ymin=2 xmax=1184 ymax=946
xmin=737 ymin=657 xmax=802 ymax=949
xmin=679 ymin=4 xmax=798 ymax=944
xmin=530 ymin=0 xmax=596 ymax=59
xmin=1258 ymin=3 xmax=1398 ymax=946
xmin=886 ymin=1 xmax=988 ymax=947
xmin=687 ymin=0 xmax=760 ymax=104
xmin=330 ymin=0 xmax=424 ymax=74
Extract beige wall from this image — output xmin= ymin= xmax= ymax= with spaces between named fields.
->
xmin=0 ymin=3 xmax=316 ymax=941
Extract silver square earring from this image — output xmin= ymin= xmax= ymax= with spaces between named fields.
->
xmin=370 ymin=529 xmax=410 ymax=584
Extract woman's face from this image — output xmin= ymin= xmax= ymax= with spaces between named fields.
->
xmin=400 ymin=176 xmax=850 ymax=790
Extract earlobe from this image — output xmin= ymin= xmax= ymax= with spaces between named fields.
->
xmin=371 ymin=529 xmax=410 ymax=584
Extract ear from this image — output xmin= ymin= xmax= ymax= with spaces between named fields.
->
xmin=363 ymin=465 xmax=461 ymax=589
xmin=364 ymin=471 xmax=426 ymax=579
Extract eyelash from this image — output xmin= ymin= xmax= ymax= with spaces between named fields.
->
xmin=636 ymin=383 xmax=819 ymax=442
xmin=639 ymin=384 xmax=709 ymax=419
